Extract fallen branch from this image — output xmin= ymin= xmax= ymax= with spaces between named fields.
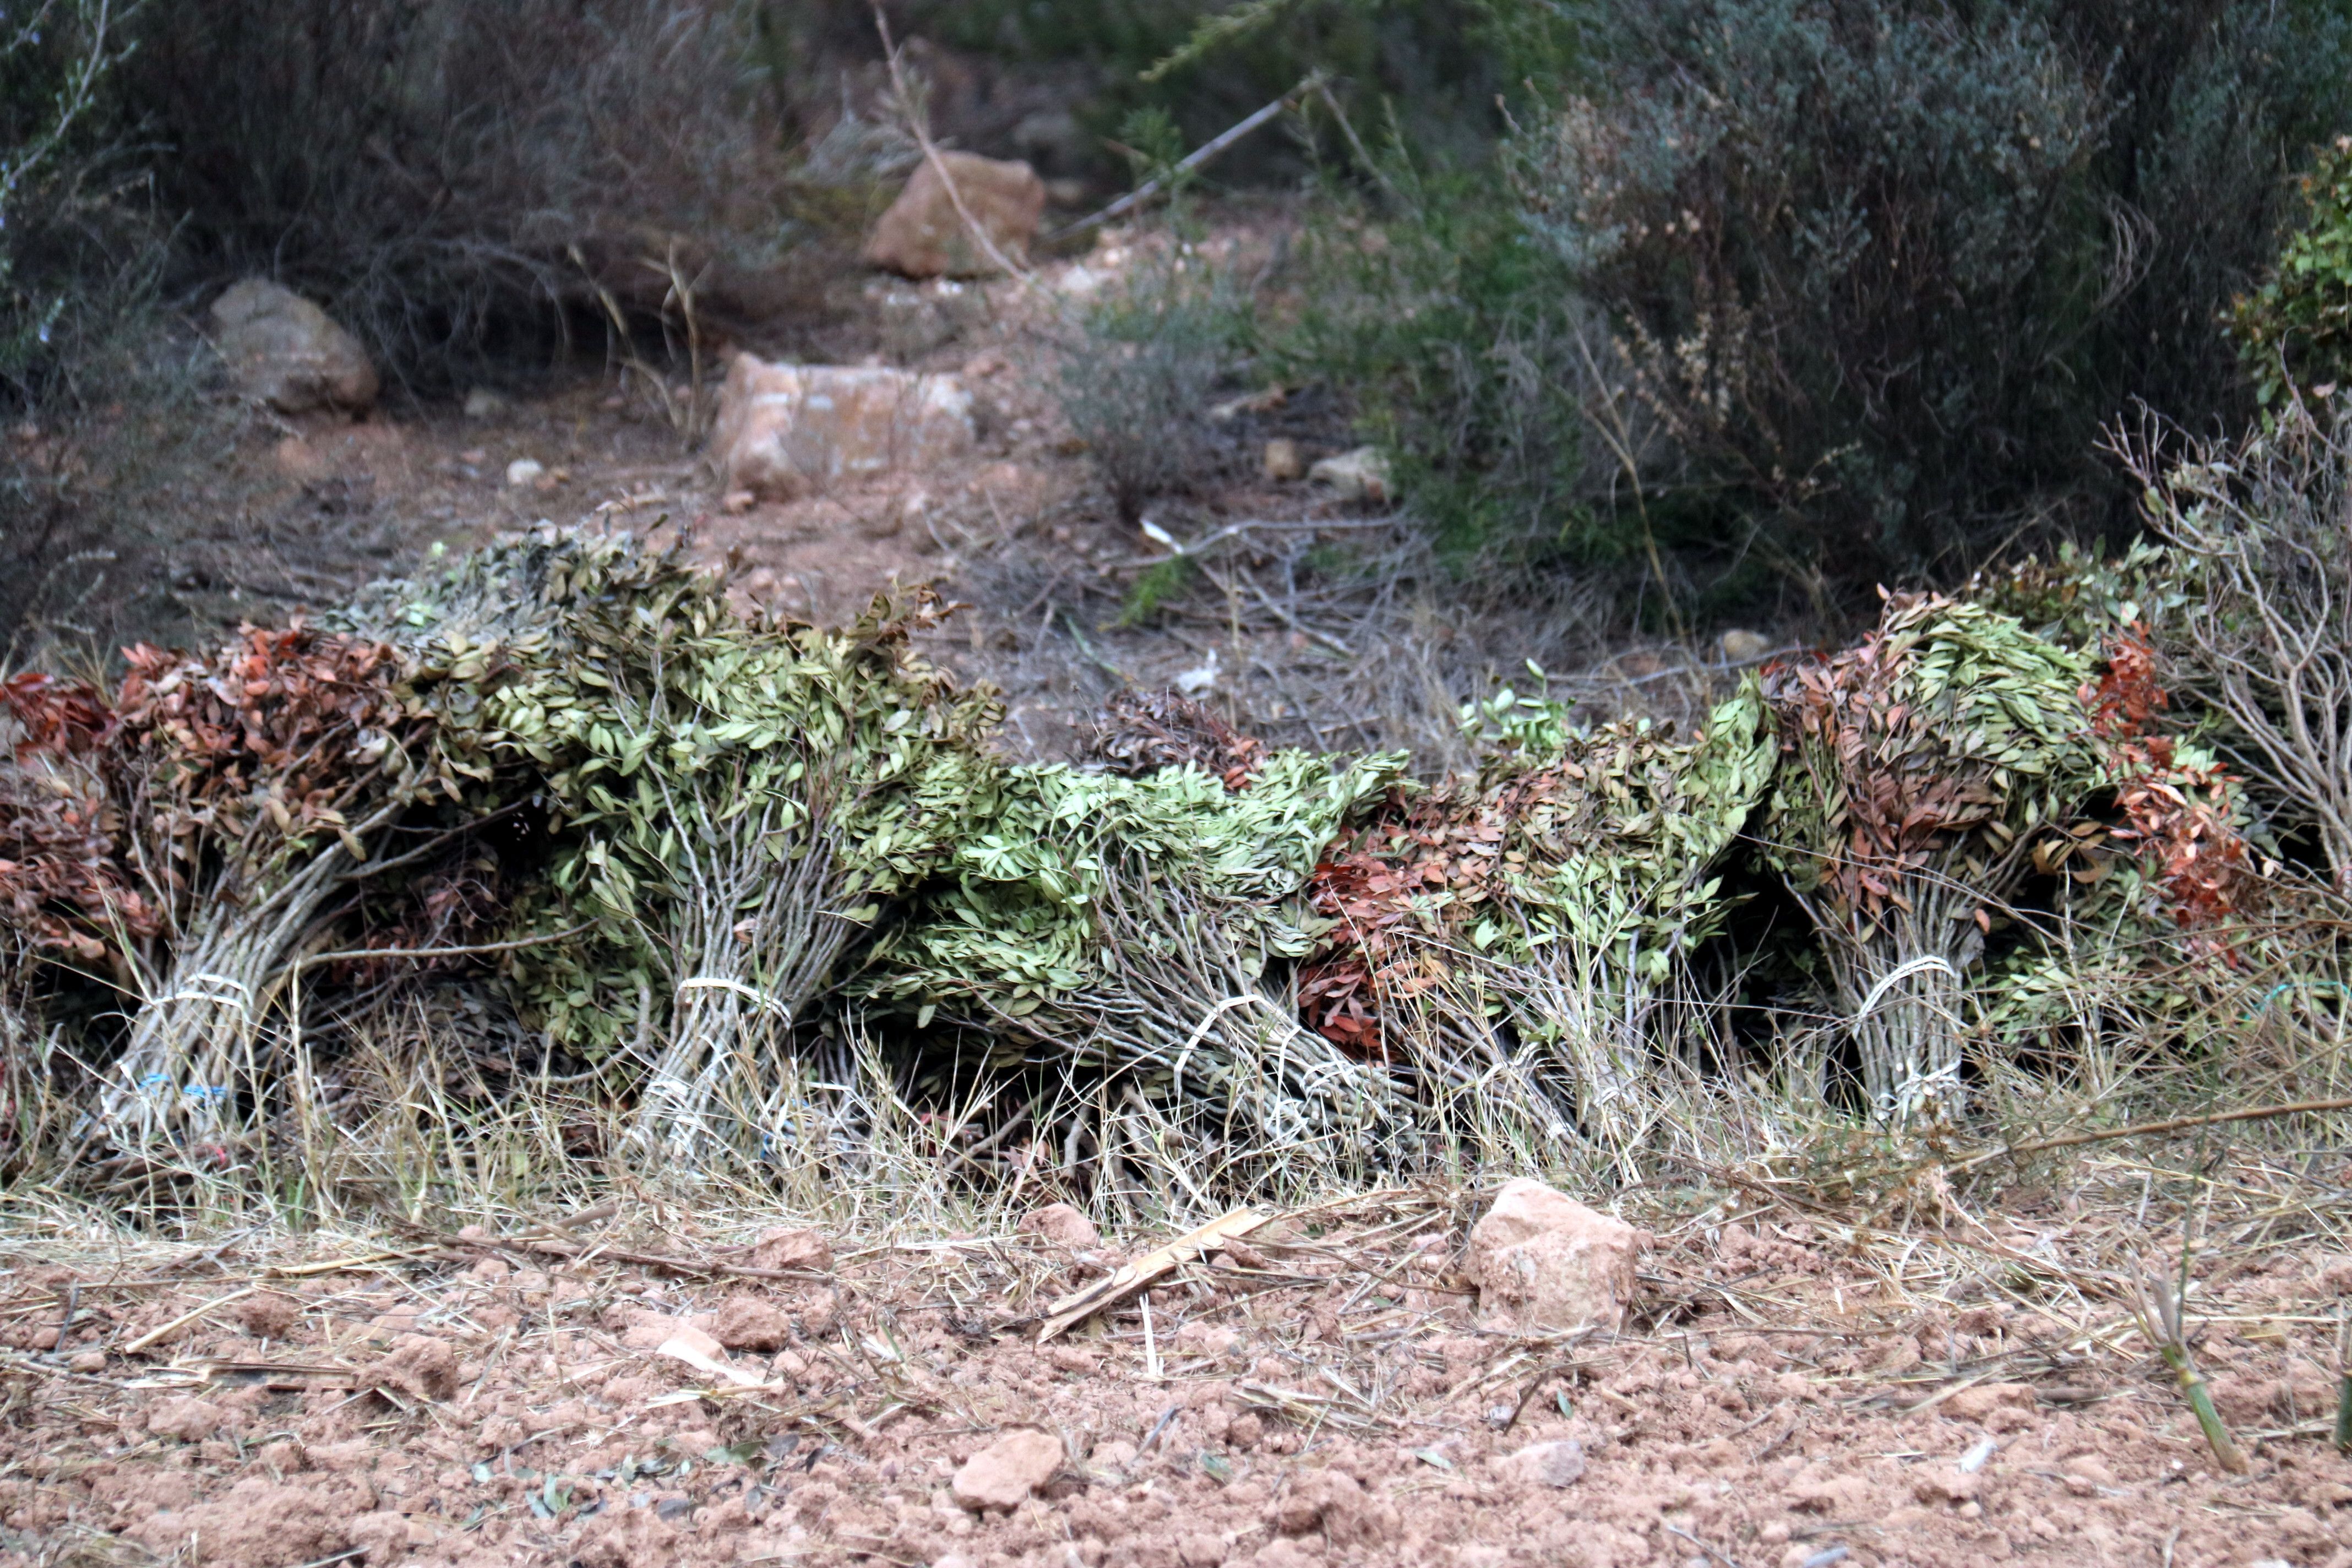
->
xmin=1043 ymin=77 xmax=1318 ymax=243
xmin=1038 ymin=1207 xmax=1269 ymax=1341
xmin=1951 ymin=1095 xmax=2352 ymax=1174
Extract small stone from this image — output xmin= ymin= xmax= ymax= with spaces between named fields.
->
xmin=747 ymin=1226 xmax=832 ymax=1273
xmin=1262 ymin=438 xmax=1304 ymax=482
xmin=461 ymin=387 xmax=507 ymax=419
xmin=709 ymin=1294 xmax=792 ymax=1353
xmin=504 ymin=458 xmax=545 ymax=487
xmin=147 ymin=1395 xmax=228 ymax=1443
xmin=208 ymin=279 xmax=378 ymax=413
xmin=1467 ymin=1177 xmax=1643 ymax=1333
xmin=1020 ymin=1202 xmax=1101 ymax=1248
xmin=1499 ymin=1439 xmax=1587 ymax=1488
xmin=1719 ymin=628 xmax=1772 ymax=663
xmin=1307 ymin=445 xmax=1392 ymax=504
xmin=67 ymin=1349 xmax=106 ymax=1373
xmin=864 ymin=152 xmax=1046 ymax=279
xmin=952 ymin=1428 xmax=1063 ymax=1510
xmin=1944 ymin=1382 xmax=2037 ymax=1422
xmin=721 ymin=489 xmax=756 ymax=514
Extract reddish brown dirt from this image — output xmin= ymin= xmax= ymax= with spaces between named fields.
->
xmin=2 ymin=1194 xmax=2346 ymax=1568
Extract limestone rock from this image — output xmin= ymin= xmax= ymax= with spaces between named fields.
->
xmin=1468 ymin=1178 xmax=1642 ymax=1333
xmin=864 ymin=152 xmax=1045 ymax=278
xmin=1719 ymin=628 xmax=1773 ymax=663
xmin=209 ymin=279 xmax=378 ymax=414
xmin=1307 ymin=445 xmax=1392 ymax=504
xmin=1019 ymin=1201 xmax=1101 ymax=1248
xmin=952 ymin=1428 xmax=1063 ymax=1510
xmin=1262 ymin=438 xmax=1304 ymax=482
xmin=747 ymin=1224 xmax=833 ymax=1273
xmin=713 ymin=353 xmax=974 ymax=502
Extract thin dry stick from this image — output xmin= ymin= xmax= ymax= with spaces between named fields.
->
xmin=1951 ymin=1096 xmax=2352 ymax=1174
xmin=1044 ymin=77 xmax=1317 ymax=243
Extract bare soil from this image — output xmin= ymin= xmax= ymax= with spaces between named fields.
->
xmin=2 ymin=1182 xmax=2346 ymax=1568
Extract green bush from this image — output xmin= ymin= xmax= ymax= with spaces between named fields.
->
xmin=1258 ymin=155 xmax=1591 ymax=558
xmin=1513 ymin=0 xmax=2352 ymax=594
xmin=2230 ymin=136 xmax=2352 ymax=409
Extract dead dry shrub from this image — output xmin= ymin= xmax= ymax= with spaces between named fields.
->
xmin=2116 ymin=400 xmax=2352 ymax=891
xmin=124 ymin=0 xmax=806 ymax=387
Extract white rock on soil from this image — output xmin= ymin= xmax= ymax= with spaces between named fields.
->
xmin=1467 ymin=1177 xmax=1642 ymax=1333
xmin=1019 ymin=1201 xmax=1101 ymax=1248
xmin=208 ymin=279 xmax=378 ymax=414
xmin=713 ymin=352 xmax=974 ymax=502
xmin=1308 ymin=444 xmax=1392 ymax=504
xmin=504 ymin=458 xmax=545 ymax=487
xmin=863 ymin=151 xmax=1046 ymax=279
xmin=1719 ymin=628 xmax=1772 ymax=663
xmin=952 ymin=1428 xmax=1063 ymax=1510
xmin=1499 ymin=1438 xmax=1587 ymax=1488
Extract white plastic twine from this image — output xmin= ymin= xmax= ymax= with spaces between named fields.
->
xmin=1854 ymin=955 xmax=1959 ymax=1021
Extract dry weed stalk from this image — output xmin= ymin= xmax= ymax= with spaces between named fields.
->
xmin=2117 ymin=399 xmax=2352 ymax=891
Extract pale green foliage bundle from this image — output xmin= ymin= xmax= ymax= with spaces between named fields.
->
xmin=870 ymin=749 xmax=1406 ymax=1189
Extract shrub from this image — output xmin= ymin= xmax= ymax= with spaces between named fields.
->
xmin=2115 ymin=398 xmax=2352 ymax=892
xmin=1515 ymin=0 xmax=2352 ymax=594
xmin=1260 ymin=155 xmax=1594 ymax=557
xmin=1057 ymin=248 xmax=1249 ymax=525
xmin=2230 ymin=137 xmax=2352 ymax=410
xmin=119 ymin=0 xmax=802 ymax=388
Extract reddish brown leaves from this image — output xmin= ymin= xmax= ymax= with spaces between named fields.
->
xmin=116 ymin=623 xmax=416 ymax=856
xmin=2089 ymin=630 xmax=2258 ymax=938
xmin=1088 ymin=689 xmax=1267 ymax=791
xmin=0 ymin=677 xmax=155 ymax=961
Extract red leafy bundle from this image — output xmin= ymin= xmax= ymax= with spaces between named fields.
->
xmin=0 ymin=674 xmax=156 ymax=963
xmin=1297 ymin=775 xmax=1549 ymax=1057
xmin=116 ymin=624 xmax=420 ymax=880
xmin=2087 ymin=629 xmax=2259 ymax=936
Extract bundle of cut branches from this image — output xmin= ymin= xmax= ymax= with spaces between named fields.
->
xmin=95 ymin=625 xmax=434 ymax=1143
xmin=869 ymin=748 xmax=1403 ymax=1208
xmin=346 ymin=529 xmax=1000 ymax=1163
xmin=1760 ymin=592 xmax=2108 ymax=1122
xmin=1298 ymin=684 xmax=1771 ymax=1152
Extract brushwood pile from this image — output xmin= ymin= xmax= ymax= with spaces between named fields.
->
xmin=0 ymin=527 xmax=2306 ymax=1209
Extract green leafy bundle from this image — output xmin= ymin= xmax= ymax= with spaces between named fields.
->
xmin=1760 ymin=593 xmax=2106 ymax=1121
xmin=352 ymin=531 xmax=1001 ymax=1162
xmin=868 ymin=749 xmax=1403 ymax=1205
xmin=1300 ymin=686 xmax=1771 ymax=1150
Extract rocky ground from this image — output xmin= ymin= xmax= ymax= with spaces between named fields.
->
xmin=2 ymin=1171 xmax=2348 ymax=1568
xmin=149 ymin=208 xmax=1728 ymax=779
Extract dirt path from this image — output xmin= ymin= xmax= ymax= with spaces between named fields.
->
xmin=2 ymin=1184 xmax=2345 ymax=1568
